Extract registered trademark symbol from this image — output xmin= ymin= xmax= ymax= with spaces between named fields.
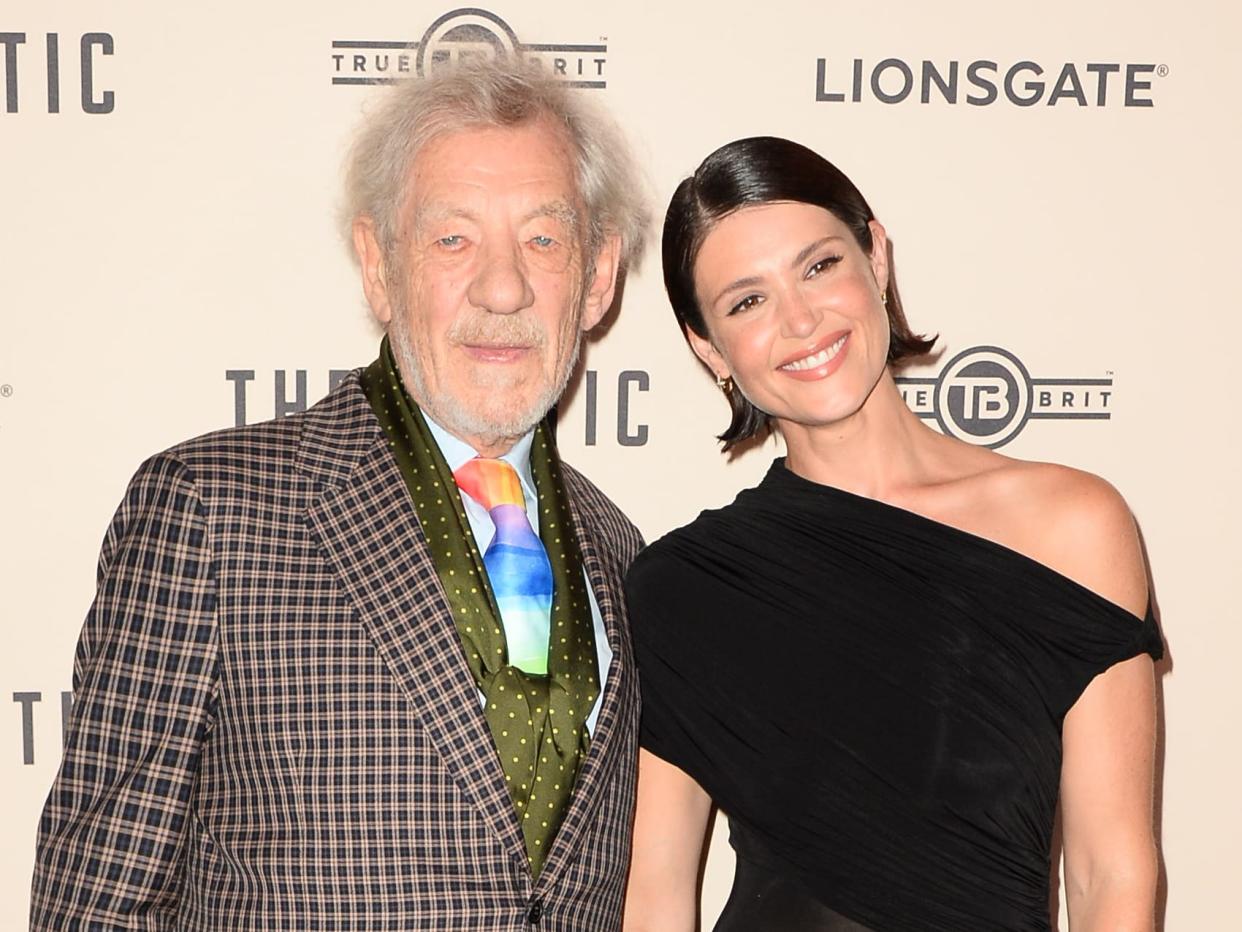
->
xmin=0 ymin=384 xmax=12 ymax=398
xmin=1157 ymin=64 xmax=1169 ymax=77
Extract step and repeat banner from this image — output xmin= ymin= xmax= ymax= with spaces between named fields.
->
xmin=2 ymin=1 xmax=1238 ymax=927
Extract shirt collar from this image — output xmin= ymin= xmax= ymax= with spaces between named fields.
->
xmin=422 ymin=412 xmax=538 ymax=504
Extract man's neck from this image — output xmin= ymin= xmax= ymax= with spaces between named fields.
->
xmin=421 ymin=411 xmax=537 ymax=476
xmin=463 ymin=434 xmax=520 ymax=458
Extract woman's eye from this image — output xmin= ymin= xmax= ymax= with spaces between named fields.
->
xmin=807 ymin=255 xmax=842 ymax=278
xmin=437 ymin=234 xmax=464 ymax=248
xmin=531 ymin=235 xmax=555 ymax=247
xmin=729 ymin=294 xmax=763 ymax=315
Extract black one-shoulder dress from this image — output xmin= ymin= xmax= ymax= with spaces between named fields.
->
xmin=626 ymin=460 xmax=1163 ymax=932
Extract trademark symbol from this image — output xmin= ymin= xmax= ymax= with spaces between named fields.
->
xmin=1106 ymin=371 xmax=1114 ymax=377
xmin=599 ymin=35 xmax=608 ymax=42
xmin=0 ymin=384 xmax=12 ymax=398
xmin=1157 ymin=64 xmax=1169 ymax=77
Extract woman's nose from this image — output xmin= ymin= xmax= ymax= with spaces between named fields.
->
xmin=779 ymin=290 xmax=821 ymax=339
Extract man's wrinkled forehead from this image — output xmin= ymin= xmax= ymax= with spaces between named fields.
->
xmin=399 ymin=119 xmax=584 ymax=227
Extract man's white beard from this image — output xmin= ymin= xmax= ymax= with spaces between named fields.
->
xmin=388 ymin=300 xmax=583 ymax=449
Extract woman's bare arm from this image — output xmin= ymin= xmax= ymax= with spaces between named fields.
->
xmin=623 ymin=749 xmax=714 ymax=932
xmin=1050 ymin=473 xmax=1159 ymax=931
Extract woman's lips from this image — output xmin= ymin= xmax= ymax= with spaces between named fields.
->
xmin=777 ymin=331 xmax=850 ymax=380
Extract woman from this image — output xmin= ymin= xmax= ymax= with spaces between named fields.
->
xmin=622 ymin=137 xmax=1162 ymax=931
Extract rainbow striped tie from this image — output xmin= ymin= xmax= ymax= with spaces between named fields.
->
xmin=452 ymin=457 xmax=553 ymax=674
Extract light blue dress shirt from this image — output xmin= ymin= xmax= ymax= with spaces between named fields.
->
xmin=424 ymin=415 xmax=612 ymax=735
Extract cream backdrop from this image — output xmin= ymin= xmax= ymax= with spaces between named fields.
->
xmin=2 ymin=1 xmax=1238 ymax=928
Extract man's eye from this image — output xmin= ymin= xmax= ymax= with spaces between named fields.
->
xmin=437 ymin=235 xmax=464 ymax=248
xmin=807 ymin=255 xmax=843 ymax=278
xmin=530 ymin=235 xmax=556 ymax=248
xmin=729 ymin=294 xmax=762 ymax=315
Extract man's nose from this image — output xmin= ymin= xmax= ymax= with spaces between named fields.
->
xmin=467 ymin=240 xmax=535 ymax=315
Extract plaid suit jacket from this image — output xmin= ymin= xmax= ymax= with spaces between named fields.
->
xmin=30 ymin=374 xmax=644 ymax=931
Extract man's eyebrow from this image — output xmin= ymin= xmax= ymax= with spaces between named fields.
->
xmin=523 ymin=200 xmax=580 ymax=229
xmin=413 ymin=204 xmax=477 ymax=229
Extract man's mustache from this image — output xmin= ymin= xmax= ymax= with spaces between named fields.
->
xmin=448 ymin=313 xmax=548 ymax=348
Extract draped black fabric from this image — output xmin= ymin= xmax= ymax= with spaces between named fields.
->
xmin=627 ymin=459 xmax=1163 ymax=932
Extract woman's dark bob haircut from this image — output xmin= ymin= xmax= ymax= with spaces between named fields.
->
xmin=662 ymin=136 xmax=936 ymax=451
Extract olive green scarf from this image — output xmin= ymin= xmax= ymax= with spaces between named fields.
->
xmin=360 ymin=338 xmax=600 ymax=876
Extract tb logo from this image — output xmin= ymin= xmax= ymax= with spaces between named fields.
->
xmin=936 ymin=347 xmax=1032 ymax=447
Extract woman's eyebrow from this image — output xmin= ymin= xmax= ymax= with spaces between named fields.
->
xmin=713 ymin=274 xmax=764 ymax=307
xmin=791 ymin=236 xmax=845 ymax=269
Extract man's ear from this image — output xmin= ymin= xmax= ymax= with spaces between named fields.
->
xmin=353 ymin=215 xmax=393 ymax=326
xmin=580 ymin=233 xmax=622 ymax=331
xmin=685 ymin=327 xmax=730 ymax=383
xmin=867 ymin=219 xmax=890 ymax=298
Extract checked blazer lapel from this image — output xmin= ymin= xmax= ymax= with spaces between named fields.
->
xmin=298 ymin=380 xmax=526 ymax=863
xmin=535 ymin=488 xmax=637 ymax=890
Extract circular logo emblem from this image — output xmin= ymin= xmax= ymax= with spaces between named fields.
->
xmin=417 ymin=8 xmax=521 ymax=77
xmin=933 ymin=345 xmax=1033 ymax=448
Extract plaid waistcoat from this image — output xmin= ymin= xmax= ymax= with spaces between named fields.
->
xmin=30 ymin=373 xmax=643 ymax=931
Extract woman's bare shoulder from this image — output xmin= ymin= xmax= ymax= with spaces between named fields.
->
xmin=970 ymin=457 xmax=1148 ymax=616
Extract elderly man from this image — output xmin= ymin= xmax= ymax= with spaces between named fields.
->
xmin=30 ymin=60 xmax=648 ymax=930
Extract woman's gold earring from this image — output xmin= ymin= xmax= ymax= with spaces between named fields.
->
xmin=716 ymin=374 xmax=734 ymax=393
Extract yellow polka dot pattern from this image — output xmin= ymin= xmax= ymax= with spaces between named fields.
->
xmin=358 ymin=338 xmax=600 ymax=879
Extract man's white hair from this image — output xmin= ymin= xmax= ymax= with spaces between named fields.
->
xmin=341 ymin=57 xmax=649 ymax=270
